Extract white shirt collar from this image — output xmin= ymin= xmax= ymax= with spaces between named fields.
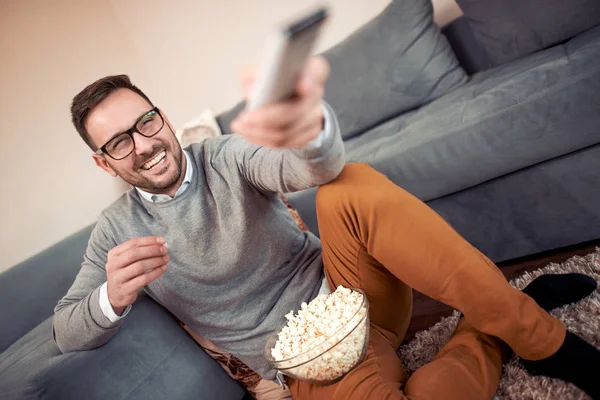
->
xmin=136 ymin=149 xmax=193 ymax=202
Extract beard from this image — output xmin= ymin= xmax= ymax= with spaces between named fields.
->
xmin=113 ymin=137 xmax=185 ymax=194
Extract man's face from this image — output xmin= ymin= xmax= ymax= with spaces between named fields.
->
xmin=87 ymin=89 xmax=184 ymax=195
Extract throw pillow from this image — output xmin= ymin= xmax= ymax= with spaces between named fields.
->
xmin=457 ymin=0 xmax=600 ymax=65
xmin=177 ymin=108 xmax=222 ymax=148
xmin=322 ymin=0 xmax=468 ymax=140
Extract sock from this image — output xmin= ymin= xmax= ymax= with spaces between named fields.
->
xmin=521 ymin=331 xmax=600 ymax=399
xmin=522 ymin=273 xmax=597 ymax=311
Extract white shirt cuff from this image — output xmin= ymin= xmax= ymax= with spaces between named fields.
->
xmin=99 ymin=281 xmax=131 ymax=323
xmin=303 ymin=103 xmax=331 ymax=150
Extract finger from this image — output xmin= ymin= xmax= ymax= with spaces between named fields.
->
xmin=233 ymin=86 xmax=322 ymax=132
xmin=297 ymin=56 xmax=330 ymax=96
xmin=242 ymin=90 xmax=323 ymax=144
xmin=236 ymin=125 xmax=289 ymax=148
xmin=112 ymin=236 xmax=166 ymax=257
xmin=117 ymin=255 xmax=170 ymax=282
xmin=236 ymin=129 xmax=285 ymax=148
xmin=235 ymin=98 xmax=322 ymax=148
xmin=127 ymin=264 xmax=168 ymax=290
xmin=113 ymin=244 xmax=168 ymax=270
xmin=284 ymin=107 xmax=325 ymax=148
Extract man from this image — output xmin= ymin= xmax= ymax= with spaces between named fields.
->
xmin=55 ymin=56 xmax=599 ymax=399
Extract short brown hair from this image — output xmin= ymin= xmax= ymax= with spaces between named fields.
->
xmin=71 ymin=75 xmax=153 ymax=151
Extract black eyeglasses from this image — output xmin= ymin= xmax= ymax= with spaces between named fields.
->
xmin=95 ymin=107 xmax=165 ymax=160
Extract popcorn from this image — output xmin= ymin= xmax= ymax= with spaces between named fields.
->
xmin=270 ymin=286 xmax=369 ymax=382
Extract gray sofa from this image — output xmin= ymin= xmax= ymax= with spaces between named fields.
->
xmin=2 ymin=1 xmax=599 ymax=399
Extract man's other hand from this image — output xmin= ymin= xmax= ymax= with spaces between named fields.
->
xmin=105 ymin=236 xmax=169 ymax=315
xmin=231 ymin=56 xmax=330 ymax=148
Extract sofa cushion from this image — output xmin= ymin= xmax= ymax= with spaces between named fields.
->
xmin=319 ymin=0 xmax=467 ymax=140
xmin=216 ymin=0 xmax=467 ymax=140
xmin=0 ymin=294 xmax=245 ymax=400
xmin=457 ymin=0 xmax=600 ymax=65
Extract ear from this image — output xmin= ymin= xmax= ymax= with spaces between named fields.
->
xmin=92 ymin=154 xmax=118 ymax=177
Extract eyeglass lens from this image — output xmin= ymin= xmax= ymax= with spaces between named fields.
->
xmin=104 ymin=110 xmax=163 ymax=159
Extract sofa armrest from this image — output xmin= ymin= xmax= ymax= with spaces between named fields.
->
xmin=0 ymin=293 xmax=246 ymax=400
xmin=0 ymin=225 xmax=95 ymax=353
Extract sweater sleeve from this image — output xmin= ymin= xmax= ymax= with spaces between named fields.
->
xmin=217 ymin=101 xmax=345 ymax=194
xmin=52 ymin=214 xmax=124 ymax=353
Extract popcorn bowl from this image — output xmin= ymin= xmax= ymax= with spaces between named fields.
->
xmin=264 ymin=288 xmax=370 ymax=386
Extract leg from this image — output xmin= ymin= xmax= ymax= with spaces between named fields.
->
xmin=403 ymin=318 xmax=507 ymax=399
xmin=289 ymin=207 xmax=413 ymax=399
xmin=315 ymin=163 xmax=565 ymax=361
xmin=290 ymin=323 xmax=505 ymax=400
xmin=289 ymin=164 xmax=509 ymax=399
xmin=315 ymin=164 xmax=600 ymax=398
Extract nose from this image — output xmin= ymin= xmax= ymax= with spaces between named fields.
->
xmin=133 ymin=132 xmax=156 ymax=156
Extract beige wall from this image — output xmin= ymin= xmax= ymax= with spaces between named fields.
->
xmin=0 ymin=0 xmax=392 ymax=272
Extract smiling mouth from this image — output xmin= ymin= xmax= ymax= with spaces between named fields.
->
xmin=141 ymin=151 xmax=166 ymax=171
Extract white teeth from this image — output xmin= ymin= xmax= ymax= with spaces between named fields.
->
xmin=143 ymin=151 xmax=166 ymax=170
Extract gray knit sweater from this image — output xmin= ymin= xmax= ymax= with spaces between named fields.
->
xmin=53 ymin=104 xmax=344 ymax=379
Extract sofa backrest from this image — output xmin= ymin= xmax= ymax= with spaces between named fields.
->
xmin=0 ymin=224 xmax=94 ymax=352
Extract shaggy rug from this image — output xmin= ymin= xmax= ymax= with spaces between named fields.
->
xmin=398 ymin=249 xmax=600 ymax=400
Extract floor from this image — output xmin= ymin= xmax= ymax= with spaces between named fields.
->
xmin=403 ymin=238 xmax=600 ymax=342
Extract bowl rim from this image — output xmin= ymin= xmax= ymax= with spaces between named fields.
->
xmin=264 ymin=287 xmax=369 ymax=367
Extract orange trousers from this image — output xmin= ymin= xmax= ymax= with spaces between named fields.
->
xmin=288 ymin=163 xmax=566 ymax=400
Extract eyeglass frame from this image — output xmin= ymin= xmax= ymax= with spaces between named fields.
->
xmin=95 ymin=106 xmax=165 ymax=160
